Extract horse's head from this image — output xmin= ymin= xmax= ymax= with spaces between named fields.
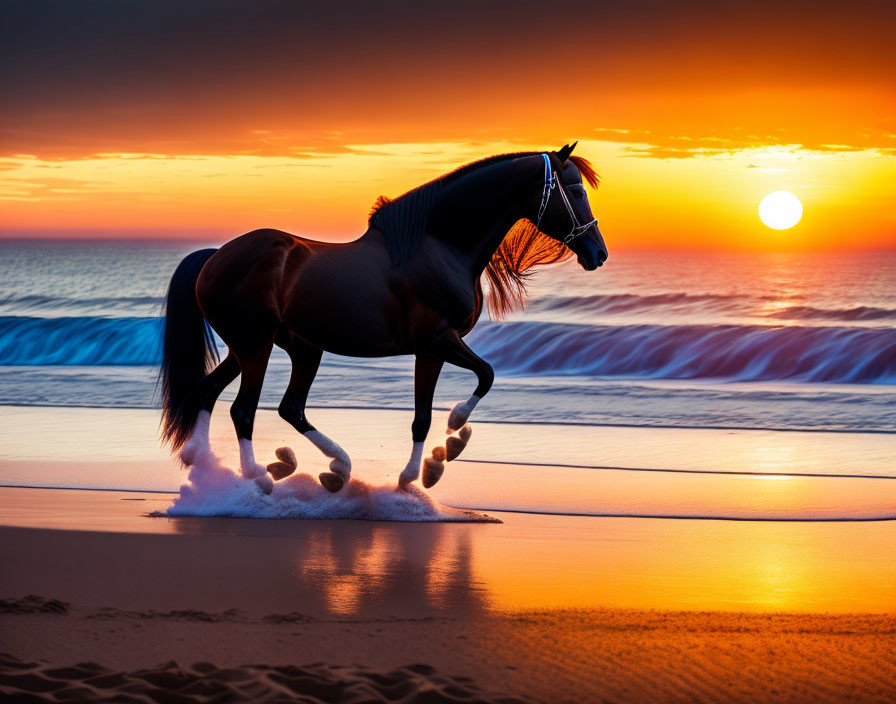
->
xmin=536 ymin=143 xmax=608 ymax=270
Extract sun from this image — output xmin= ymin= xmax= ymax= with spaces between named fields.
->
xmin=759 ymin=191 xmax=803 ymax=230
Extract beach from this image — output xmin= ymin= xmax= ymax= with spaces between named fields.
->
xmin=2 ymin=407 xmax=895 ymax=702
xmin=1 ymin=245 xmax=894 ymax=701
xmin=2 ymin=486 xmax=895 ymax=702
xmin=3 ymin=0 xmax=896 ymax=698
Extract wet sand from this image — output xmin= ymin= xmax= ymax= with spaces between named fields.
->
xmin=1 ymin=487 xmax=895 ymax=702
xmin=1 ymin=404 xmax=894 ymax=700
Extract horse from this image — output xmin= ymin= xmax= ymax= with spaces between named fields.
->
xmin=159 ymin=142 xmax=608 ymax=495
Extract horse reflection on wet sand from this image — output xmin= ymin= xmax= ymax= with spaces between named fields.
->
xmin=165 ymin=517 xmax=489 ymax=617
xmin=159 ymin=144 xmax=607 ymax=494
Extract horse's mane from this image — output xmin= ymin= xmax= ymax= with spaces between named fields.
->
xmin=369 ymin=152 xmax=599 ymax=319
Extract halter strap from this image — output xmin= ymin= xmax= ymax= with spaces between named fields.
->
xmin=534 ymin=153 xmax=597 ymax=243
xmin=535 ymin=153 xmax=555 ymax=229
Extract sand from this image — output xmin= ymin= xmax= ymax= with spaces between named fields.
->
xmin=1 ymin=488 xmax=895 ymax=702
xmin=1 ymin=594 xmax=894 ymax=703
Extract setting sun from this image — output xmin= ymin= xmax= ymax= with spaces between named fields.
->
xmin=759 ymin=191 xmax=803 ymax=230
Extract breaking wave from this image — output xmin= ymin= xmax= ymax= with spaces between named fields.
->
xmin=0 ymin=316 xmax=161 ymax=365
xmin=467 ymin=321 xmax=896 ymax=384
xmin=766 ymin=305 xmax=896 ymax=322
xmin=527 ymin=292 xmax=745 ymax=316
xmin=2 ymin=315 xmax=894 ymax=385
xmin=527 ymin=293 xmax=896 ymax=323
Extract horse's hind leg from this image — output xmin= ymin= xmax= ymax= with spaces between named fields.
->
xmin=180 ymin=353 xmax=240 ymax=465
xmin=399 ymin=355 xmax=443 ymax=490
xmin=277 ymin=334 xmax=352 ymax=493
xmin=229 ymin=337 xmax=276 ymax=494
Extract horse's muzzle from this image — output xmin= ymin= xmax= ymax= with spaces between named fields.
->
xmin=574 ymin=237 xmax=608 ymax=271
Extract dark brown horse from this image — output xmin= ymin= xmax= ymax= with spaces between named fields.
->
xmin=160 ymin=143 xmax=607 ymax=494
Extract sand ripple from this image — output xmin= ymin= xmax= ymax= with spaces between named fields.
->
xmin=0 ymin=653 xmax=524 ymax=703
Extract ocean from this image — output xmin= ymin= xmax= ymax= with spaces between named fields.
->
xmin=1 ymin=240 xmax=894 ymax=433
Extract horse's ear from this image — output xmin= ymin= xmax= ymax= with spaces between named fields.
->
xmin=557 ymin=141 xmax=578 ymax=163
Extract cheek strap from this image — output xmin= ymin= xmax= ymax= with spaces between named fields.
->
xmin=535 ymin=153 xmax=597 ymax=242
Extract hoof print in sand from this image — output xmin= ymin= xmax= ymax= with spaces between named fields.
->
xmin=319 ymin=471 xmax=345 ymax=493
xmin=422 ymin=457 xmax=445 ymax=488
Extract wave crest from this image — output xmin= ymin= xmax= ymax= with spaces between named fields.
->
xmin=3 ymin=315 xmax=894 ymax=385
xmin=468 ymin=321 xmax=896 ymax=384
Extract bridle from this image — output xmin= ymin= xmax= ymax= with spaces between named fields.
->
xmin=535 ymin=153 xmax=597 ymax=244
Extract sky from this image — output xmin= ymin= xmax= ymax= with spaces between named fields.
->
xmin=1 ymin=0 xmax=894 ymax=251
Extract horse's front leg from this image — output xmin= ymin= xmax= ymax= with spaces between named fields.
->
xmin=399 ymin=330 xmax=493 ymax=490
xmin=399 ymin=355 xmax=443 ymax=490
xmin=437 ymin=330 xmax=493 ymax=464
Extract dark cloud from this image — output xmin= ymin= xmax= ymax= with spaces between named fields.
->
xmin=1 ymin=0 xmax=894 ymax=158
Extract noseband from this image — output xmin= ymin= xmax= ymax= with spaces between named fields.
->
xmin=535 ymin=153 xmax=597 ymax=244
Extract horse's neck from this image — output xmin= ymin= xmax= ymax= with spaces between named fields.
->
xmin=432 ymin=159 xmax=537 ymax=276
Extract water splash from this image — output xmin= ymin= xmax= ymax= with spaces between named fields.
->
xmin=163 ymin=451 xmax=498 ymax=522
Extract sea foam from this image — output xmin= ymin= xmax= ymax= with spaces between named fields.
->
xmin=163 ymin=451 xmax=498 ymax=522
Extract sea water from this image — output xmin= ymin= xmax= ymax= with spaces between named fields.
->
xmin=1 ymin=240 xmax=893 ymax=432
xmin=0 ymin=240 xmax=894 ymax=521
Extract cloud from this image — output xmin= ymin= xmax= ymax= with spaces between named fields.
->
xmin=1 ymin=1 xmax=894 ymax=160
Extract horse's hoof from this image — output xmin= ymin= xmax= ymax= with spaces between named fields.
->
xmin=329 ymin=457 xmax=351 ymax=477
xmin=458 ymin=424 xmax=472 ymax=443
xmin=275 ymin=446 xmax=297 ymax=468
xmin=447 ymin=400 xmax=473 ymax=432
xmin=431 ymin=445 xmax=447 ymax=462
xmin=267 ymin=461 xmax=296 ymax=481
xmin=255 ymin=474 xmax=274 ymax=495
xmin=319 ymin=471 xmax=345 ymax=493
xmin=446 ymin=437 xmax=468 ymax=462
xmin=422 ymin=458 xmax=445 ymax=488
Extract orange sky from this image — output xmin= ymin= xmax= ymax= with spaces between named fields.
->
xmin=1 ymin=0 xmax=894 ymax=251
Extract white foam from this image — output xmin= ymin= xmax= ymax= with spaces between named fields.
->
xmin=165 ymin=451 xmax=498 ymax=522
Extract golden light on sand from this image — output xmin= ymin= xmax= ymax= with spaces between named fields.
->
xmin=759 ymin=191 xmax=803 ymax=230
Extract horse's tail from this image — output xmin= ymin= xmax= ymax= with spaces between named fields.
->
xmin=159 ymin=248 xmax=220 ymax=451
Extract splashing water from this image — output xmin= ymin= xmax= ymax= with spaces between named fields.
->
xmin=162 ymin=451 xmax=498 ymax=522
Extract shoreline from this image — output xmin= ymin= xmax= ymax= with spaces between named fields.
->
xmin=2 ymin=461 xmax=894 ymax=701
xmin=2 ymin=489 xmax=894 ymax=615
xmin=2 ymin=485 xmax=895 ymax=522
xmin=2 ymin=398 xmax=895 ymax=434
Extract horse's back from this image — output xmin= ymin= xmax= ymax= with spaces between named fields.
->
xmin=196 ymin=229 xmax=306 ymax=337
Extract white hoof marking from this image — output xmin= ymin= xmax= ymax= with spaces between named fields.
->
xmin=304 ymin=430 xmax=352 ymax=481
xmin=179 ymin=410 xmax=211 ymax=465
xmin=238 ymin=438 xmax=267 ymax=480
xmin=398 ymin=441 xmax=424 ymax=489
